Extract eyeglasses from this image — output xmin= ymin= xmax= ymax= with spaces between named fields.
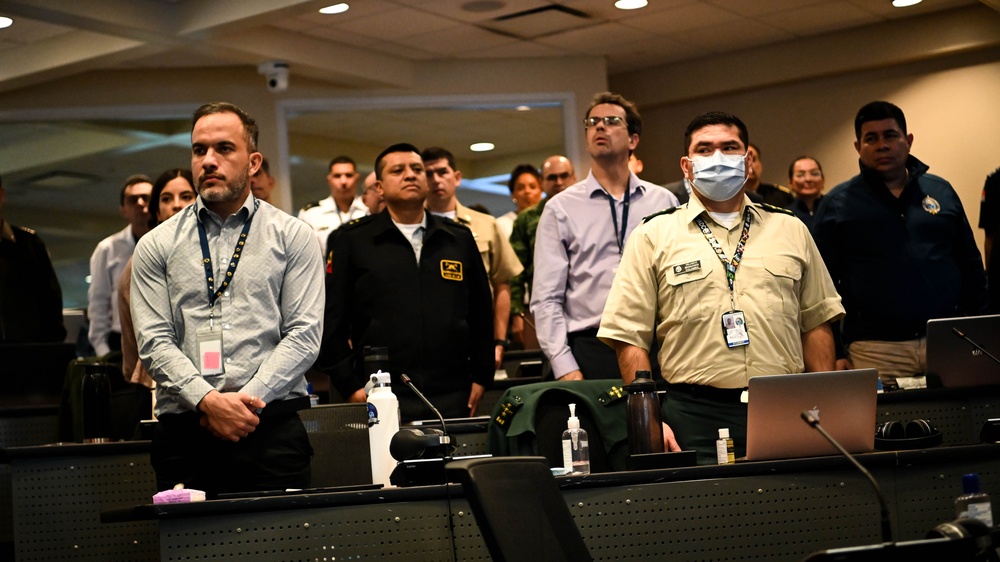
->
xmin=583 ymin=116 xmax=625 ymax=128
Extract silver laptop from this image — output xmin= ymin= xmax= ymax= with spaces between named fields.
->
xmin=926 ymin=314 xmax=1000 ymax=388
xmin=745 ymin=369 xmax=878 ymax=461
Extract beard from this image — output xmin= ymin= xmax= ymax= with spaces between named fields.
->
xmin=197 ymin=166 xmax=249 ymax=204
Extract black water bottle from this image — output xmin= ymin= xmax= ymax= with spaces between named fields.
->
xmin=81 ymin=363 xmax=113 ymax=443
xmin=363 ymin=346 xmax=390 ymax=379
xmin=625 ymin=370 xmax=664 ymax=455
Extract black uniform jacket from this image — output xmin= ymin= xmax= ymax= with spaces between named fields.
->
xmin=319 ymin=210 xmax=493 ymax=399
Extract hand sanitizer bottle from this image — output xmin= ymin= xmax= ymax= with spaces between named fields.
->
xmin=561 ymin=403 xmax=590 ymax=475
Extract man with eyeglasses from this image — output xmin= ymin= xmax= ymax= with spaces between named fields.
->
xmin=531 ymin=92 xmax=678 ymax=382
xmin=509 ymin=155 xmax=576 ymax=349
xmin=360 ymin=171 xmax=384 ymax=215
xmin=88 ymin=174 xmax=152 ymax=356
xmin=598 ymin=111 xmax=843 ymax=463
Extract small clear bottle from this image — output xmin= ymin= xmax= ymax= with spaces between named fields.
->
xmin=561 ymin=403 xmax=590 ymax=475
xmin=716 ymin=428 xmax=735 ymax=465
xmin=955 ymin=473 xmax=993 ymax=527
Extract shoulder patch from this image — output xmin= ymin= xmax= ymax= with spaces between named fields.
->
xmin=759 ymin=203 xmax=794 ymax=216
xmin=300 ymin=199 xmax=322 ymax=212
xmin=774 ymin=184 xmax=794 ymax=195
xmin=441 ymin=216 xmax=472 ymax=232
xmin=642 ymin=205 xmax=680 ymax=223
xmin=15 ymin=225 xmax=37 ymax=235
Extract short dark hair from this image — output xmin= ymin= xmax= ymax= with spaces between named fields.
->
xmin=374 ymin=143 xmax=421 ymax=180
xmin=192 ymin=102 xmax=259 ymax=152
xmin=787 ymin=156 xmax=824 ymax=181
xmin=149 ymin=168 xmax=194 ymax=227
xmin=587 ymin=91 xmax=642 ymax=137
xmin=119 ymin=174 xmax=153 ymax=206
xmin=683 ymin=112 xmax=749 ymax=155
xmin=854 ymin=101 xmax=906 ymax=140
xmin=328 ymin=155 xmax=356 ymax=172
xmin=257 ymin=157 xmax=270 ymax=176
xmin=420 ymin=146 xmax=457 ymax=171
xmin=507 ymin=164 xmax=541 ymax=195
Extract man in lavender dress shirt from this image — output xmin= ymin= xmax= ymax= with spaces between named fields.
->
xmin=530 ymin=92 xmax=678 ymax=381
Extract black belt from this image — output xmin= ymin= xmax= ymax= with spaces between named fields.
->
xmin=259 ymin=395 xmax=311 ymax=418
xmin=665 ymin=382 xmax=746 ymax=403
xmin=568 ymin=328 xmax=600 ymax=340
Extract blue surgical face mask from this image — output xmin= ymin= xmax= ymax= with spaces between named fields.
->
xmin=686 ymin=150 xmax=748 ymax=202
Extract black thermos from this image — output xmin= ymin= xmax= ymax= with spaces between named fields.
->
xmin=81 ymin=363 xmax=113 ymax=443
xmin=363 ymin=346 xmax=390 ymax=378
xmin=625 ymin=370 xmax=664 ymax=455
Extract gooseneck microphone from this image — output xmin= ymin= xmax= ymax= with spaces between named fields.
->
xmin=952 ymin=327 xmax=1000 ymax=366
xmin=801 ymin=410 xmax=894 ymax=544
xmin=401 ymin=374 xmax=453 ymax=457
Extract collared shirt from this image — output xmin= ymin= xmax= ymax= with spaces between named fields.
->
xmin=452 ymin=201 xmax=522 ymax=294
xmin=131 ymin=195 xmax=325 ymax=416
xmin=87 ymin=225 xmax=136 ymax=355
xmin=598 ymin=195 xmax=844 ymax=389
xmin=298 ymin=195 xmax=369 ymax=248
xmin=531 ymin=171 xmax=679 ymax=378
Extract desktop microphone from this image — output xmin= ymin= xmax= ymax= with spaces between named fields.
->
xmin=952 ymin=327 xmax=1000 ymax=366
xmin=401 ymin=374 xmax=454 ymax=458
xmin=801 ymin=410 xmax=894 ymax=544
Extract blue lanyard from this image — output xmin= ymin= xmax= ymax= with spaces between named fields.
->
xmin=604 ymin=184 xmax=631 ymax=255
xmin=196 ymin=200 xmax=258 ymax=313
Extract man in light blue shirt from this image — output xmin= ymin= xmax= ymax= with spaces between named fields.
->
xmin=132 ymin=102 xmax=324 ymax=496
xmin=531 ymin=92 xmax=678 ymax=381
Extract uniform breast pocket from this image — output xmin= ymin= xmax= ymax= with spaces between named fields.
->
xmin=762 ymin=256 xmax=802 ymax=317
xmin=664 ymin=261 xmax=720 ymax=321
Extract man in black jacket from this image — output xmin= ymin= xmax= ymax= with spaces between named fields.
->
xmin=320 ymin=143 xmax=494 ymax=421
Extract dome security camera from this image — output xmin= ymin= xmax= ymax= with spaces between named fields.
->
xmin=258 ymin=61 xmax=289 ymax=93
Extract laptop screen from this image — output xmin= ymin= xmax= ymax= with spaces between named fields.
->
xmin=926 ymin=314 xmax=1000 ymax=388
xmin=745 ymin=369 xmax=878 ymax=462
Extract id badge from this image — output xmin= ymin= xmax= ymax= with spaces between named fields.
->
xmin=722 ymin=310 xmax=749 ymax=348
xmin=196 ymin=327 xmax=224 ymax=375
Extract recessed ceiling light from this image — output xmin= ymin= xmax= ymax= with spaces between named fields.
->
xmin=0 ymin=17 xmax=13 ymax=29
xmin=614 ymin=0 xmax=648 ymax=10
xmin=515 ymin=105 xmax=531 ymax=112
xmin=470 ymin=142 xmax=495 ymax=152
xmin=319 ymin=3 xmax=350 ymax=15
xmin=891 ymin=0 xmax=922 ymax=7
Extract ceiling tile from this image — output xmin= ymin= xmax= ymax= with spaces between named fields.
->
xmin=765 ymin=3 xmax=877 ymax=37
xmin=618 ymin=2 xmax=742 ymax=35
xmin=406 ymin=24 xmax=516 ymax=56
xmin=535 ymin=21 xmax=656 ymax=56
xmin=333 ymin=5 xmax=458 ymax=41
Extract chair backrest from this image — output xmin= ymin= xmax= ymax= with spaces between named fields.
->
xmin=446 ymin=456 xmax=592 ymax=562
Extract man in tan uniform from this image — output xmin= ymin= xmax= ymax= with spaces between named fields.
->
xmin=422 ymin=146 xmax=523 ymax=370
xmin=598 ymin=111 xmax=844 ymax=464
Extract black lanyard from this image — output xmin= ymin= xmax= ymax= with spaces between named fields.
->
xmin=603 ymin=184 xmax=631 ymax=255
xmin=197 ymin=201 xmax=258 ymax=316
xmin=694 ymin=207 xmax=752 ymax=310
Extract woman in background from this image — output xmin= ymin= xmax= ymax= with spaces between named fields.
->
xmin=788 ymin=156 xmax=825 ymax=233
xmin=119 ymin=168 xmax=196 ymax=388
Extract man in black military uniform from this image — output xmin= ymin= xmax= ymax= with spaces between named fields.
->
xmin=0 ymin=172 xmax=66 ymax=343
xmin=319 ymin=143 xmax=494 ymax=421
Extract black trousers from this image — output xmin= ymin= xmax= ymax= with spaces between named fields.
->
xmin=566 ymin=330 xmax=661 ymax=380
xmin=661 ymin=385 xmax=747 ymax=466
xmin=152 ymin=408 xmax=313 ymax=497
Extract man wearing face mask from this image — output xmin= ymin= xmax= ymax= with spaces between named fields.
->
xmin=597 ymin=111 xmax=844 ymax=464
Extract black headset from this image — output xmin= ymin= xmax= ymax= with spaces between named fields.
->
xmin=874 ymin=418 xmax=942 ymax=450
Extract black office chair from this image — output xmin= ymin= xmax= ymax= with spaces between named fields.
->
xmin=446 ymin=456 xmax=593 ymax=562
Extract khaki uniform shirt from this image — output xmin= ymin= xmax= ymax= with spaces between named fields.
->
xmin=454 ymin=201 xmax=523 ymax=295
xmin=598 ymin=195 xmax=844 ymax=389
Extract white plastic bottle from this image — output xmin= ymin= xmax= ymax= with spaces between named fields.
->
xmin=367 ymin=371 xmax=399 ymax=487
xmin=561 ymin=403 xmax=590 ymax=475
